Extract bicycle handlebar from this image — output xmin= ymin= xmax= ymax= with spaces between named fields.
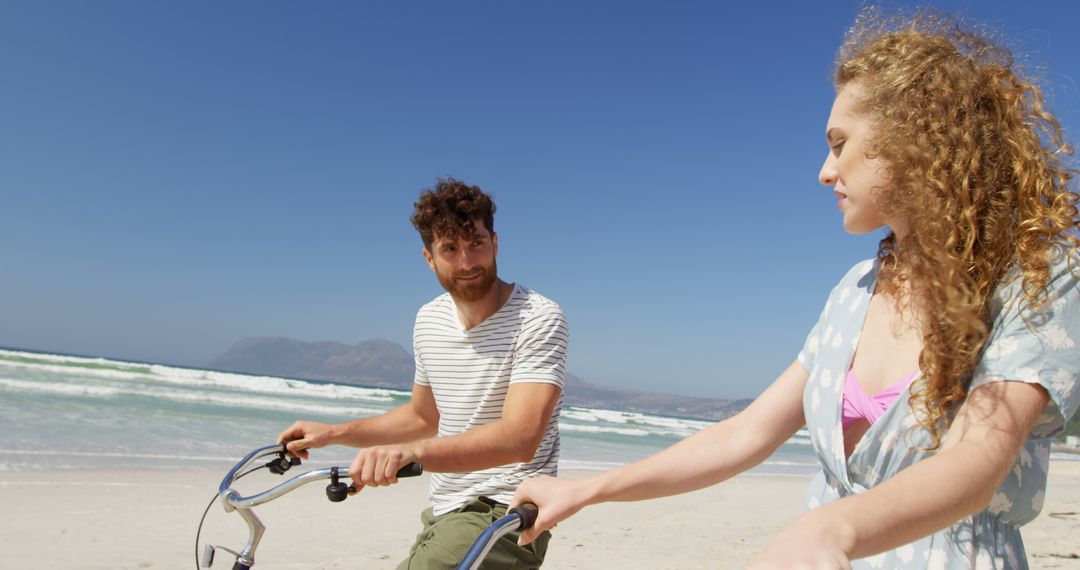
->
xmin=509 ymin=503 xmax=539 ymax=531
xmin=206 ymin=443 xmax=542 ymax=570
xmin=455 ymin=502 xmax=539 ymax=570
xmin=204 ymin=443 xmax=423 ymax=569
xmin=218 ymin=443 xmax=421 ymax=508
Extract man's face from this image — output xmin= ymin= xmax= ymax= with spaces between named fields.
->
xmin=424 ymin=222 xmax=498 ymax=303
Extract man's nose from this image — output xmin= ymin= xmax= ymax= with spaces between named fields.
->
xmin=459 ymin=248 xmax=481 ymax=270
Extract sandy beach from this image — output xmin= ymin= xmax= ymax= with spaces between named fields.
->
xmin=2 ymin=463 xmax=1078 ymax=569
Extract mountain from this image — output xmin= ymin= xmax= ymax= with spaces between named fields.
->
xmin=209 ymin=337 xmax=750 ymax=421
xmin=209 ymin=337 xmax=415 ymax=387
xmin=562 ymin=372 xmax=751 ymax=421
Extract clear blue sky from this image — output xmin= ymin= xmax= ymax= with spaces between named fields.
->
xmin=2 ymin=1 xmax=1078 ymax=399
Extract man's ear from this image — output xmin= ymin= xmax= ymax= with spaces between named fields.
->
xmin=492 ymin=232 xmax=499 ymax=257
xmin=422 ymin=247 xmax=436 ymax=272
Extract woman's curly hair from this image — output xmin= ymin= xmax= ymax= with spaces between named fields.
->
xmin=835 ymin=8 xmax=1079 ymax=448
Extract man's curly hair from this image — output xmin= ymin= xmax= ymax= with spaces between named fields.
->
xmin=411 ymin=178 xmax=496 ymax=251
xmin=835 ymin=8 xmax=1079 ymax=448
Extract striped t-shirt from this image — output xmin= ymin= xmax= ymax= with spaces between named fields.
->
xmin=413 ymin=283 xmax=567 ymax=515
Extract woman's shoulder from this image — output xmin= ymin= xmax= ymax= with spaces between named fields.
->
xmin=993 ymin=241 xmax=1080 ymax=307
xmin=843 ymin=258 xmax=878 ymax=281
xmin=825 ymin=258 xmax=879 ymax=297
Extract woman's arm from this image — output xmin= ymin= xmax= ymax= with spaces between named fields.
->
xmin=513 ymin=359 xmax=809 ymax=545
xmin=749 ymin=379 xmax=1050 ymax=568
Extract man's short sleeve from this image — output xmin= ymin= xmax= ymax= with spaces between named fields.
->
xmin=413 ymin=313 xmax=429 ymax=387
xmin=970 ymin=247 xmax=1080 ymax=438
xmin=509 ymin=309 xmax=568 ymax=387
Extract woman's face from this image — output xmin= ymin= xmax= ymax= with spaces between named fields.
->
xmin=819 ymin=83 xmax=895 ymax=236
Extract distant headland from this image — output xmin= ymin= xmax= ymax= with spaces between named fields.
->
xmin=209 ymin=337 xmax=752 ymax=422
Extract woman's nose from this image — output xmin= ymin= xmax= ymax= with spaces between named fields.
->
xmin=819 ymin=152 xmax=838 ymax=186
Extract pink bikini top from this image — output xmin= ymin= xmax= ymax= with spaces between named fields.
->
xmin=841 ymin=368 xmax=919 ymax=430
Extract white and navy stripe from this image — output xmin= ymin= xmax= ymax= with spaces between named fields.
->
xmin=414 ymin=283 xmax=567 ymax=515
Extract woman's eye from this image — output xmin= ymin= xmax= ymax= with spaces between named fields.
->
xmin=831 ymin=141 xmax=845 ymax=154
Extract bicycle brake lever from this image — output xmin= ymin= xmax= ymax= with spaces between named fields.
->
xmin=267 ymin=441 xmax=303 ymax=475
xmin=265 ymin=457 xmax=284 ymax=474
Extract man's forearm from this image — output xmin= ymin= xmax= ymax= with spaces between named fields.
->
xmin=331 ymin=403 xmax=438 ymax=448
xmin=410 ymin=418 xmax=542 ymax=472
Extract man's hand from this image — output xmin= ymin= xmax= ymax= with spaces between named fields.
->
xmin=348 ymin=444 xmax=420 ymax=493
xmin=277 ymin=420 xmax=337 ymax=460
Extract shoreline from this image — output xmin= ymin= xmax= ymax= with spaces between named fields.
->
xmin=1 ymin=463 xmax=1077 ymax=569
xmin=1051 ymin=443 xmax=1080 ymax=456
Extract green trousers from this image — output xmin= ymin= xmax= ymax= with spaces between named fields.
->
xmin=397 ymin=497 xmax=551 ymax=569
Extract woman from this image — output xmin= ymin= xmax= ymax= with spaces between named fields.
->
xmin=512 ymin=9 xmax=1080 ymax=569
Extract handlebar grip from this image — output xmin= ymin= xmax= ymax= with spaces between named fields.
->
xmin=509 ymin=502 xmax=539 ymax=530
xmin=345 ymin=463 xmax=422 ymax=493
xmin=397 ymin=463 xmax=423 ymax=478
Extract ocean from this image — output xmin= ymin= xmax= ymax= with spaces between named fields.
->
xmin=0 ymin=347 xmax=819 ymax=474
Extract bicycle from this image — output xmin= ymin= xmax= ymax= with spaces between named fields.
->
xmin=197 ymin=443 xmax=539 ymax=570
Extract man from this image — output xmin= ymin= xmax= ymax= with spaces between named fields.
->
xmin=278 ymin=178 xmax=567 ymax=568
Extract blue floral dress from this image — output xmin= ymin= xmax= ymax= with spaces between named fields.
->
xmin=797 ymin=244 xmax=1080 ymax=569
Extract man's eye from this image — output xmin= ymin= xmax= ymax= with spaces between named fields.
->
xmin=831 ymin=141 xmax=845 ymax=154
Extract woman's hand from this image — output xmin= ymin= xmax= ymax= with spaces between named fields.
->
xmin=510 ymin=475 xmax=594 ymax=546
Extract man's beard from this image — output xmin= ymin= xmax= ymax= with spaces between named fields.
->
xmin=436 ymin=259 xmax=498 ymax=303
